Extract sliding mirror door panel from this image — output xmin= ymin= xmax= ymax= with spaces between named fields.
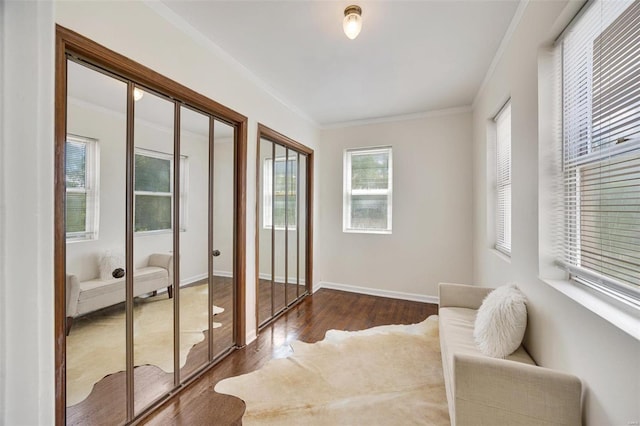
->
xmin=298 ymin=154 xmax=308 ymax=300
xmin=212 ymin=119 xmax=236 ymax=358
xmin=133 ymin=89 xmax=175 ymax=414
xmin=286 ymin=149 xmax=298 ymax=307
xmin=179 ymin=106 xmax=210 ymax=378
xmin=65 ymin=59 xmax=128 ymax=424
xmin=258 ymin=138 xmax=274 ymax=326
xmin=273 ymin=143 xmax=287 ymax=315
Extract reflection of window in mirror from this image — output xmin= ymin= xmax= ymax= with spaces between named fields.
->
xmin=263 ymin=156 xmax=297 ymax=230
xmin=134 ymin=148 xmax=188 ymax=233
xmin=66 ymin=134 xmax=99 ymax=242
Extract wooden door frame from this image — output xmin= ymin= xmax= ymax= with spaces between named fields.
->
xmin=255 ymin=123 xmax=314 ymax=331
xmin=55 ymin=25 xmax=247 ymax=425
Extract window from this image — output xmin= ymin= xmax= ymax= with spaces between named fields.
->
xmin=134 ymin=149 xmax=187 ymax=233
xmin=263 ymin=156 xmax=297 ymax=229
xmin=66 ymin=135 xmax=99 ymax=241
xmin=495 ymin=101 xmax=512 ymax=255
xmin=343 ymin=146 xmax=392 ymax=233
xmin=560 ymin=0 xmax=640 ymax=305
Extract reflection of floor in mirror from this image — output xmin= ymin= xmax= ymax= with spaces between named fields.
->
xmin=66 ymin=276 xmax=235 ymax=426
xmin=257 ymin=279 xmax=309 ymax=326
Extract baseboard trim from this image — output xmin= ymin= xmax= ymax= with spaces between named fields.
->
xmin=315 ymin=281 xmax=439 ymax=304
xmin=178 ymin=270 xmax=235 ymax=286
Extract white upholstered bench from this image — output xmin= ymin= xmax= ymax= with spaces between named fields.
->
xmin=66 ymin=253 xmax=173 ymax=334
xmin=438 ymin=283 xmax=582 ymax=425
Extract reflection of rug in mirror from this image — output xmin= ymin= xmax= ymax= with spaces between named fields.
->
xmin=66 ymin=284 xmax=223 ymax=406
xmin=215 ymin=316 xmax=449 ymax=425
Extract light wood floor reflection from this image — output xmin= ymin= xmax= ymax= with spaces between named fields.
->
xmin=66 ymin=276 xmax=235 ymax=426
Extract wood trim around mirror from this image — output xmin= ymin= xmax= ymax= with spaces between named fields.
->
xmin=54 ymin=25 xmax=247 ymax=425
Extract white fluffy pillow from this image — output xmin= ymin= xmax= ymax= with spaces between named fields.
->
xmin=473 ymin=284 xmax=527 ymax=358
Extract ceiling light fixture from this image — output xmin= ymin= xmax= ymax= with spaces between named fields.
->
xmin=133 ymin=87 xmax=144 ymax=101
xmin=343 ymin=5 xmax=362 ymax=40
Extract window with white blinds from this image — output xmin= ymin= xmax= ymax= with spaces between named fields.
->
xmin=65 ymin=135 xmax=99 ymax=241
xmin=495 ymin=101 xmax=512 ymax=255
xmin=561 ymin=0 xmax=640 ymax=305
xmin=343 ymin=146 xmax=393 ymax=234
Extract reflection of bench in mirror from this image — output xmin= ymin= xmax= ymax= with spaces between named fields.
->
xmin=65 ymin=253 xmax=173 ymax=335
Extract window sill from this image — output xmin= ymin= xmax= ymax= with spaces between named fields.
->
xmin=491 ymin=248 xmax=511 ymax=263
xmin=343 ymin=229 xmax=392 ymax=235
xmin=541 ymin=277 xmax=640 ymax=341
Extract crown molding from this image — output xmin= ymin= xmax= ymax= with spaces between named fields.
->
xmin=320 ymin=105 xmax=472 ymax=130
xmin=472 ymin=0 xmax=530 ymax=109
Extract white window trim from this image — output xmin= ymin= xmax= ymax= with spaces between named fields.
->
xmin=263 ymin=156 xmax=297 ymax=231
xmin=535 ymin=0 xmax=640 ymax=341
xmin=66 ymin=134 xmax=100 ymax=243
xmin=134 ymin=148 xmax=188 ymax=234
xmin=557 ymin=0 xmax=640 ymax=309
xmin=494 ymin=100 xmax=512 ymax=256
xmin=343 ymin=146 xmax=393 ymax=234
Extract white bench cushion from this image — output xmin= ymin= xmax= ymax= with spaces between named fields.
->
xmin=439 ymin=307 xmax=535 ymax=422
xmin=75 ymin=266 xmax=168 ymax=317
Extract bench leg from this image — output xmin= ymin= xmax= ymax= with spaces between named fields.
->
xmin=167 ymin=286 xmax=173 ymax=299
xmin=66 ymin=317 xmax=73 ymax=336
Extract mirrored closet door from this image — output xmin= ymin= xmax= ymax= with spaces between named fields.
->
xmin=55 ymin=26 xmax=246 ymax=425
xmin=256 ymin=124 xmax=313 ymax=329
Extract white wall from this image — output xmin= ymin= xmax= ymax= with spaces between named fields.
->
xmin=472 ymin=1 xmax=640 ymax=424
xmin=318 ymin=111 xmax=473 ymax=299
xmin=1 ymin=1 xmax=55 ymax=424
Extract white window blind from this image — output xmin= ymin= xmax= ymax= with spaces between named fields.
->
xmin=495 ymin=101 xmax=512 ymax=255
xmin=134 ymin=149 xmax=187 ymax=233
xmin=263 ymin=156 xmax=297 ymax=229
xmin=561 ymin=0 xmax=640 ymax=305
xmin=343 ymin=146 xmax=392 ymax=233
xmin=65 ymin=135 xmax=99 ymax=241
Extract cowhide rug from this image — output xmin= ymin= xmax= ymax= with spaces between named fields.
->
xmin=215 ymin=315 xmax=449 ymax=425
xmin=66 ymin=284 xmax=223 ymax=406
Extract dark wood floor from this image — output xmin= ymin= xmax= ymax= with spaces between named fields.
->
xmin=142 ymin=288 xmax=438 ymax=425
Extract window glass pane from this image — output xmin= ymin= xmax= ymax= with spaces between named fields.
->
xmin=351 ymin=195 xmax=388 ymax=229
xmin=66 ymin=192 xmax=87 ymax=233
xmin=351 ymin=151 xmax=389 ymax=190
xmin=562 ymin=0 xmax=640 ymax=299
xmin=135 ymin=194 xmax=172 ymax=231
xmin=66 ymin=141 xmax=86 ymax=189
xmin=135 ymin=154 xmax=170 ymax=193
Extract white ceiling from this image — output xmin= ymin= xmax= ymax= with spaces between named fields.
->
xmin=160 ymin=0 xmax=520 ymax=126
